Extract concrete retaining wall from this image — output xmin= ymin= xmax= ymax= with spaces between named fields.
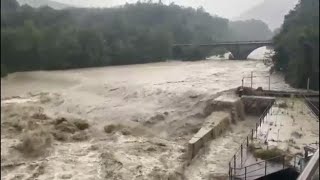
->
xmin=241 ymin=95 xmax=275 ymax=115
xmin=186 ymin=95 xmax=275 ymax=163
xmin=202 ymin=98 xmax=245 ymax=123
xmin=187 ymin=112 xmax=230 ymax=162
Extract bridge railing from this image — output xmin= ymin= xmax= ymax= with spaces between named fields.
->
xmin=172 ymin=40 xmax=273 ymax=47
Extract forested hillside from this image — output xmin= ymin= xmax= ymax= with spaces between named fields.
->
xmin=1 ymin=0 xmax=273 ymax=77
xmin=17 ymin=0 xmax=71 ymax=9
xmin=228 ymin=19 xmax=273 ymax=41
xmin=272 ymin=0 xmax=319 ymax=90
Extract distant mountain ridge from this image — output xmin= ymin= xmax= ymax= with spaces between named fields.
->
xmin=234 ymin=0 xmax=299 ymax=30
xmin=17 ymin=0 xmax=72 ymax=9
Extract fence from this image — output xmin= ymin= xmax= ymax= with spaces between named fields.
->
xmin=229 ymin=102 xmax=274 ymax=179
xmin=230 ymin=153 xmax=306 ymax=180
xmin=242 ymin=72 xmax=319 ymax=93
xmin=231 ymin=155 xmax=286 ymax=180
xmin=241 ymin=71 xmax=271 ymax=90
xmin=229 ymin=97 xmax=319 ymax=179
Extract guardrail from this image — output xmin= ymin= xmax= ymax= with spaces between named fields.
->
xmin=297 ymin=149 xmax=319 ymax=180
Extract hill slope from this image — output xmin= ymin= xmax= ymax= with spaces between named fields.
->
xmin=235 ymin=0 xmax=299 ymax=30
xmin=228 ymin=19 xmax=273 ymax=41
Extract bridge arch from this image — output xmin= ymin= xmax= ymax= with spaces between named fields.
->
xmin=226 ymin=44 xmax=274 ymax=60
xmin=172 ymin=41 xmax=274 ymax=60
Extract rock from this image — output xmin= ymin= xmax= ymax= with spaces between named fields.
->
xmin=104 ymin=124 xmax=117 ymax=134
xmin=31 ymin=113 xmax=49 ymax=120
xmin=55 ymin=121 xmax=77 ymax=134
xmin=55 ymin=117 xmax=67 ymax=125
xmin=51 ymin=130 xmax=68 ymax=141
xmin=146 ymin=147 xmax=156 ymax=152
xmin=120 ymin=128 xmax=131 ymax=136
xmin=73 ymin=119 xmax=89 ymax=130
xmin=150 ymin=114 xmax=165 ymax=121
xmin=189 ymin=95 xmax=198 ymax=98
xmin=89 ymin=144 xmax=99 ymax=151
xmin=71 ymin=131 xmax=89 ymax=141
xmin=60 ymin=174 xmax=72 ymax=179
xmin=156 ymin=143 xmax=166 ymax=147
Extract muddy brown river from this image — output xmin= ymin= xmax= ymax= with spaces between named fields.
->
xmin=1 ymin=56 xmax=298 ymax=180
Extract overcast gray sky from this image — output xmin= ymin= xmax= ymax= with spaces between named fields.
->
xmin=55 ymin=0 xmax=265 ymax=19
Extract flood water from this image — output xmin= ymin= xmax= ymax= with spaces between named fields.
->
xmin=1 ymin=51 xmax=299 ymax=180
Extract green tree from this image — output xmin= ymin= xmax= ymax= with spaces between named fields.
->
xmin=273 ymin=0 xmax=319 ymax=90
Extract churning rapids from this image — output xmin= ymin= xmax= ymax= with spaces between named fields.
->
xmin=1 ymin=49 xmax=297 ymax=180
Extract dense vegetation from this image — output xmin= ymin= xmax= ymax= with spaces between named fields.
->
xmin=272 ymin=0 xmax=319 ymax=90
xmin=17 ymin=0 xmax=70 ymax=9
xmin=1 ymin=0 xmax=272 ymax=76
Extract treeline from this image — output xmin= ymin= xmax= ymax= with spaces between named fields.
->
xmin=272 ymin=0 xmax=319 ymax=90
xmin=1 ymin=0 xmax=272 ymax=76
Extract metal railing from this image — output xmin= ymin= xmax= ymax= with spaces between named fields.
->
xmin=229 ymin=96 xmax=319 ymax=179
xmin=303 ymin=95 xmax=319 ymax=119
xmin=230 ymin=152 xmax=305 ymax=180
xmin=231 ymin=155 xmax=286 ymax=180
xmin=229 ymin=102 xmax=274 ymax=178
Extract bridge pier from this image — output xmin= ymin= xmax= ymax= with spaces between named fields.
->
xmin=228 ymin=45 xmax=252 ymax=60
xmin=229 ymin=52 xmax=249 ymax=60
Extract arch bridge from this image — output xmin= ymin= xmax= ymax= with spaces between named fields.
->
xmin=173 ymin=40 xmax=273 ymax=60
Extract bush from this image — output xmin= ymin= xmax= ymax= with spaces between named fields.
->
xmin=253 ymin=148 xmax=285 ymax=163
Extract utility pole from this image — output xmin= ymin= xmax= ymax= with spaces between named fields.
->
xmin=251 ymin=71 xmax=253 ymax=88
